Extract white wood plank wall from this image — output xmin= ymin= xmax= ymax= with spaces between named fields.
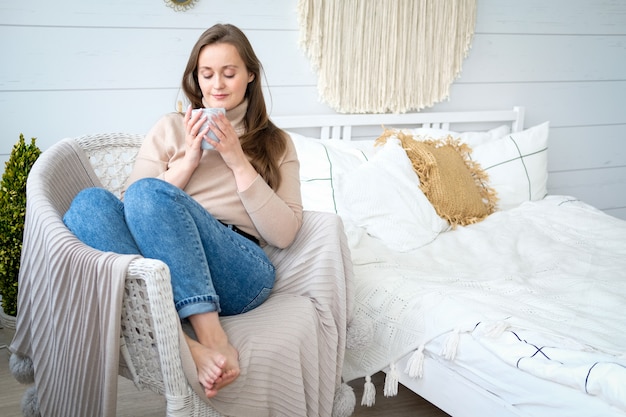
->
xmin=1 ymin=0 xmax=625 ymax=219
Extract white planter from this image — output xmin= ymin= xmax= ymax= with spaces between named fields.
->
xmin=0 ymin=304 xmax=16 ymax=330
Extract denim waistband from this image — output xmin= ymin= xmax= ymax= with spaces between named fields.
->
xmin=219 ymin=221 xmax=260 ymax=246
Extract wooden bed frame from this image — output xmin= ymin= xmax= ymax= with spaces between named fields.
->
xmin=273 ymin=106 xmax=528 ymax=417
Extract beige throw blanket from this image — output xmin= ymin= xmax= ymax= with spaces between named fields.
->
xmin=10 ymin=140 xmax=139 ymax=417
xmin=11 ymin=138 xmax=354 ymax=417
xmin=183 ymin=210 xmax=354 ymax=416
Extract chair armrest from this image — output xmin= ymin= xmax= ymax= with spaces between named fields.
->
xmin=121 ymin=258 xmax=227 ymax=416
xmin=120 ymin=258 xmax=198 ymax=409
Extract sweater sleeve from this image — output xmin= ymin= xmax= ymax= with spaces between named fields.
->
xmin=123 ymin=113 xmax=183 ymax=194
xmin=239 ymin=135 xmax=303 ymax=249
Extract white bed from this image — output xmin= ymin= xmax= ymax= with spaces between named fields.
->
xmin=273 ymin=108 xmax=626 ymax=417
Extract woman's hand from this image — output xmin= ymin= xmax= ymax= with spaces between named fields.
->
xmin=208 ymin=112 xmax=259 ymax=191
xmin=161 ymin=106 xmax=209 ymax=189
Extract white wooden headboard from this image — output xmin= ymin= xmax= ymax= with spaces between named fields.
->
xmin=273 ymin=106 xmax=525 ymax=141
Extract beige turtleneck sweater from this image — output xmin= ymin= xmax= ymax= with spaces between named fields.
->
xmin=124 ymin=101 xmax=303 ymax=248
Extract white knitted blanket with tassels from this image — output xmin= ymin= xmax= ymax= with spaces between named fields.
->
xmin=342 ymin=196 xmax=626 ymax=412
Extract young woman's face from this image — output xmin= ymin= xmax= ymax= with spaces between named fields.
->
xmin=196 ymin=42 xmax=254 ymax=111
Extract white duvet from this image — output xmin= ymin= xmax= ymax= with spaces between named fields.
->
xmin=343 ymin=196 xmax=626 ymax=411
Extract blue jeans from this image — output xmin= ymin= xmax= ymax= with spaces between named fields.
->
xmin=63 ymin=178 xmax=275 ymax=319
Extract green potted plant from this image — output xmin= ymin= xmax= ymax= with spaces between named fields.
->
xmin=0 ymin=134 xmax=41 ymax=327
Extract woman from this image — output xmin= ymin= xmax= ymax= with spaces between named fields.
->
xmin=63 ymin=23 xmax=303 ymax=398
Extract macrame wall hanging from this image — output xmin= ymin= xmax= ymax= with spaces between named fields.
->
xmin=297 ymin=0 xmax=477 ymax=113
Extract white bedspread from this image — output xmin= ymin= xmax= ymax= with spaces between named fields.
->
xmin=343 ymin=196 xmax=626 ymax=411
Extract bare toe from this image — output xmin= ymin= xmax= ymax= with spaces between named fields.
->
xmin=204 ymin=385 xmax=219 ymax=398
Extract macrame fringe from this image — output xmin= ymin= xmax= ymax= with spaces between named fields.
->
xmin=361 ymin=375 xmax=376 ymax=407
xmin=405 ymin=344 xmax=426 ymax=378
xmin=383 ymin=363 xmax=399 ymax=397
xmin=298 ymin=0 xmax=478 ymax=113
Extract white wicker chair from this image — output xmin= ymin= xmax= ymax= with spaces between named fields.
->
xmin=13 ymin=133 xmax=354 ymax=417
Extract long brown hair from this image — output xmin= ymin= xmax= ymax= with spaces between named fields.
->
xmin=181 ymin=24 xmax=287 ymax=189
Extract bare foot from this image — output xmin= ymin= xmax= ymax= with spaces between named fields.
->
xmin=188 ymin=312 xmax=241 ymax=397
xmin=185 ymin=335 xmax=226 ymax=397
xmin=208 ymin=341 xmax=239 ymax=393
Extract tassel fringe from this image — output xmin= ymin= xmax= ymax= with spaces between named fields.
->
xmin=442 ymin=328 xmax=461 ymax=360
xmin=442 ymin=322 xmax=478 ymax=360
xmin=383 ymin=363 xmax=399 ymax=397
xmin=405 ymin=345 xmax=425 ymax=378
xmin=361 ymin=375 xmax=376 ymax=407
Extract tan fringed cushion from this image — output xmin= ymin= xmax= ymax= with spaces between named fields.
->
xmin=376 ymin=130 xmax=497 ymax=228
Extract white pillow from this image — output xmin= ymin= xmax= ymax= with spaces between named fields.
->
xmin=403 ymin=124 xmax=511 ymax=148
xmin=336 ymin=139 xmax=449 ymax=252
xmin=288 ymin=131 xmax=369 ymax=213
xmin=471 ymin=121 xmax=549 ymax=210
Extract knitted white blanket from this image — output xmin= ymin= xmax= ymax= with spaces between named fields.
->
xmin=343 ymin=196 xmax=626 ymax=411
